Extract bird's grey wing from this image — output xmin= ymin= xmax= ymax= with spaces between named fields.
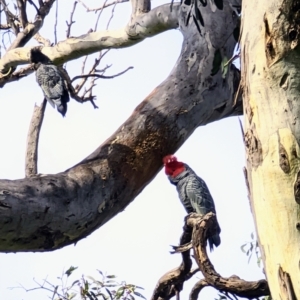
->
xmin=36 ymin=65 xmax=64 ymax=103
xmin=186 ymin=175 xmax=216 ymax=216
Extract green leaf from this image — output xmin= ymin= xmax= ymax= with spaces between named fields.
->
xmin=221 ymin=56 xmax=228 ymax=79
xmin=211 ymin=49 xmax=222 ymax=76
xmin=65 ymin=266 xmax=78 ymax=277
xmin=106 ymin=275 xmax=116 ymax=279
xmin=115 ymin=287 xmax=125 ymax=299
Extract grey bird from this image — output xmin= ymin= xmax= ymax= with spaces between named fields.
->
xmin=163 ymin=154 xmax=221 ymax=251
xmin=30 ymin=48 xmax=69 ymax=117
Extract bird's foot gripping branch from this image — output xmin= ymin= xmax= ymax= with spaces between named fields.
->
xmin=151 ymin=213 xmax=270 ymax=300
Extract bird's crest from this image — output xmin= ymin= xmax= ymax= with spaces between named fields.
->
xmin=163 ymin=154 xmax=184 ymax=176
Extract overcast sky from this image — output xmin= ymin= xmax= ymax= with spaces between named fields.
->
xmin=0 ymin=1 xmax=264 ymax=299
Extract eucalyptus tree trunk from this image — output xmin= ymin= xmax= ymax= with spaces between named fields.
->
xmin=241 ymin=0 xmax=300 ymax=298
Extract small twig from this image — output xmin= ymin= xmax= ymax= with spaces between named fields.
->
xmin=77 ymin=0 xmax=128 ymax=13
xmin=106 ymin=3 xmax=117 ymax=30
xmin=54 ymin=0 xmax=58 ymax=44
xmin=232 ymin=80 xmax=242 ymax=108
xmin=94 ymin=0 xmax=108 ymax=31
xmin=16 ymin=0 xmax=28 ymax=28
xmin=71 ymin=66 xmax=133 ymax=82
xmin=28 ymin=0 xmax=39 ymax=14
xmin=66 ymin=1 xmax=77 ymax=38
xmin=25 ymin=99 xmax=47 ymax=178
xmin=58 ymin=66 xmax=98 ymax=108
xmin=238 ymin=117 xmax=245 ymax=143
xmin=224 ymin=53 xmax=240 ymax=68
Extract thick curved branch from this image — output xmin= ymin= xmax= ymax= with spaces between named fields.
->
xmin=0 ymin=3 xmax=180 ymax=76
xmin=25 ymin=99 xmax=47 ymax=178
xmin=151 ymin=221 xmax=197 ymax=300
xmin=189 ymin=279 xmax=209 ymax=300
xmin=187 ymin=213 xmax=270 ymax=298
xmin=0 ymin=1 xmax=242 ymax=251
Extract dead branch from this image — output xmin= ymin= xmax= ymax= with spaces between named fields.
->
xmin=74 ymin=51 xmax=110 ymax=94
xmin=0 ymin=24 xmax=11 ymax=30
xmin=186 ymin=213 xmax=270 ymax=298
xmin=1 ymin=0 xmax=20 ymax=34
xmin=25 ymin=99 xmax=47 ymax=178
xmin=0 ymin=64 xmax=33 ymax=87
xmin=16 ymin=0 xmax=28 ymax=29
xmin=77 ymin=0 xmax=129 ymax=12
xmin=0 ymin=3 xmax=180 ymax=76
xmin=28 ymin=0 xmax=39 ymax=14
xmin=8 ymin=0 xmax=56 ymax=51
xmin=151 ymin=220 xmax=198 ymax=300
xmin=58 ymin=66 xmax=98 ymax=108
xmin=189 ymin=279 xmax=208 ymax=300
xmin=71 ymin=66 xmax=133 ymax=82
xmin=66 ymin=1 xmax=77 ymax=38
xmin=54 ymin=0 xmax=58 ymax=44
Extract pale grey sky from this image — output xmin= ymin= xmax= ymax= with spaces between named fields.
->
xmin=0 ymin=1 xmax=263 ymax=299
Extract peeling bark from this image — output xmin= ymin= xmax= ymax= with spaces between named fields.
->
xmin=0 ymin=2 xmax=241 ymax=251
xmin=241 ymin=0 xmax=300 ymax=298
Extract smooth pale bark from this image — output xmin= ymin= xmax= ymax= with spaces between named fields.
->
xmin=0 ymin=4 xmax=180 ymax=75
xmin=0 ymin=2 xmax=241 ymax=251
xmin=241 ymin=0 xmax=300 ymax=298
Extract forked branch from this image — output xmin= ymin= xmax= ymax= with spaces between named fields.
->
xmin=187 ymin=213 xmax=270 ymax=298
xmin=151 ymin=221 xmax=199 ymax=300
xmin=152 ymin=213 xmax=270 ymax=299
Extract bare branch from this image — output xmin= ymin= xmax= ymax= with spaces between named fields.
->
xmin=0 ymin=64 xmax=33 ymax=87
xmin=25 ymin=99 xmax=47 ymax=178
xmin=71 ymin=66 xmax=133 ymax=82
xmin=186 ymin=213 xmax=270 ymax=298
xmin=16 ymin=0 xmax=28 ymax=28
xmin=130 ymin=0 xmax=151 ymax=16
xmin=7 ymin=0 xmax=56 ymax=51
xmin=151 ymin=219 xmax=197 ymax=300
xmin=189 ymin=279 xmax=209 ymax=300
xmin=77 ymin=0 xmax=129 ymax=12
xmin=1 ymin=0 xmax=20 ymax=35
xmin=28 ymin=0 xmax=40 ymax=14
xmin=54 ymin=0 xmax=58 ymax=44
xmin=58 ymin=66 xmax=98 ymax=108
xmin=0 ymin=3 xmax=180 ymax=76
xmin=0 ymin=23 xmax=11 ymax=30
xmin=66 ymin=1 xmax=77 ymax=38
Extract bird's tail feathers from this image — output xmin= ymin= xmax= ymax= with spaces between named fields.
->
xmin=45 ymin=97 xmax=55 ymax=108
xmin=208 ymin=233 xmax=221 ymax=252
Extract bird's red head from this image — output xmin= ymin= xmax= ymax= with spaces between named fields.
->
xmin=163 ymin=155 xmax=185 ymax=177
